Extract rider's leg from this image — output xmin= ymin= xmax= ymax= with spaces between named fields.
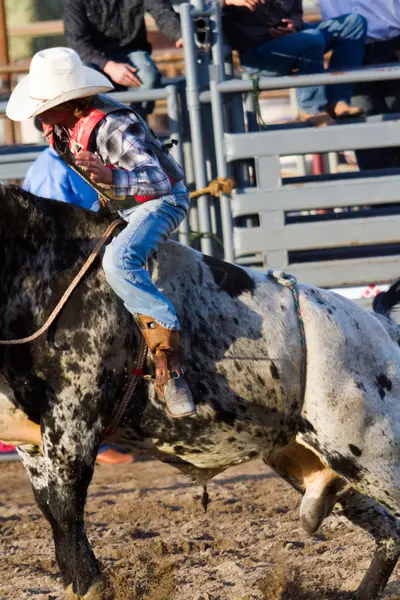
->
xmin=102 ymin=184 xmax=196 ymax=418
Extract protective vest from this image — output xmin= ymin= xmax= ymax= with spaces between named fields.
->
xmin=42 ymin=95 xmax=184 ymax=213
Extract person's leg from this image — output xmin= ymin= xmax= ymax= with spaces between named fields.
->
xmin=240 ymin=30 xmax=332 ymax=122
xmin=311 ymin=13 xmax=367 ymax=109
xmin=352 ymin=41 xmax=400 ymax=169
xmin=126 ymin=50 xmax=162 ymax=116
xmin=102 ymin=187 xmax=196 ymax=418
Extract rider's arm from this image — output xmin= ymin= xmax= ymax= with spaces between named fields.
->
xmin=95 ymin=112 xmax=172 ymax=199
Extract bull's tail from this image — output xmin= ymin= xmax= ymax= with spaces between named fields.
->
xmin=373 ymin=279 xmax=400 ymax=322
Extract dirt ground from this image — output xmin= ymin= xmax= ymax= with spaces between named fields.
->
xmin=1 ymin=458 xmax=400 ymax=600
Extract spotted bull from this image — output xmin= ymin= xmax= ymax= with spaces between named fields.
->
xmin=2 ymin=183 xmax=400 ymax=599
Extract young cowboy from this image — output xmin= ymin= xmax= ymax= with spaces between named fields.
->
xmin=6 ymin=47 xmax=196 ymax=419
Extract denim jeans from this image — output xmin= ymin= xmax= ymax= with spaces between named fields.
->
xmin=240 ymin=13 xmax=367 ymax=114
xmin=352 ymin=39 xmax=400 ymax=169
xmin=102 ymin=181 xmax=190 ymax=330
xmin=87 ymin=50 xmax=161 ymax=115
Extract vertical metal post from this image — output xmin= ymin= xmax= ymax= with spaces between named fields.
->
xmin=0 ymin=0 xmax=15 ymax=144
xmin=210 ymin=0 xmax=249 ymax=188
xmin=0 ymin=0 xmax=9 ymax=82
xmin=210 ymin=1 xmax=225 ymax=82
xmin=209 ymin=65 xmax=235 ymax=263
xmin=166 ymin=84 xmax=190 ymax=246
xmin=180 ymin=3 xmax=213 ymax=255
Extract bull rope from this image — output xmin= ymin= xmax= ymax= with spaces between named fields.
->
xmin=105 ymin=334 xmax=148 ymax=436
xmin=267 ymin=271 xmax=307 ymax=399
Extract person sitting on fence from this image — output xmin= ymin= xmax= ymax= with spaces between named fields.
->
xmin=7 ymin=47 xmax=196 ymax=420
xmin=222 ymin=0 xmax=367 ymax=127
xmin=63 ymin=0 xmax=183 ymax=117
xmin=318 ymin=0 xmax=400 ymax=169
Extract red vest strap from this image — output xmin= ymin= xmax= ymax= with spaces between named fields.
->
xmin=45 ymin=106 xmax=176 ymax=203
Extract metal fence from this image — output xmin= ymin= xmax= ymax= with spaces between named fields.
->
xmin=203 ymin=1 xmax=400 ymax=292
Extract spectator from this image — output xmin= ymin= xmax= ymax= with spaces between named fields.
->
xmin=222 ymin=0 xmax=367 ymax=126
xmin=63 ymin=0 xmax=183 ymax=116
xmin=318 ymin=0 xmax=400 ymax=169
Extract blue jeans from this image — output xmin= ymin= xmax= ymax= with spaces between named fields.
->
xmin=88 ymin=50 xmax=161 ymax=115
xmin=240 ymin=13 xmax=367 ymax=114
xmin=102 ymin=181 xmax=190 ymax=330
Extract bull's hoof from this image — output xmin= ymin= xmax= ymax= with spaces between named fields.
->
xmin=65 ymin=575 xmax=107 ymax=600
xmin=300 ymin=494 xmax=325 ymax=535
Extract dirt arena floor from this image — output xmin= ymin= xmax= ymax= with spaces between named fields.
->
xmin=1 ymin=458 xmax=400 ymax=600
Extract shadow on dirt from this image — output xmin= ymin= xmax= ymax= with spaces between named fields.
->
xmin=256 ymin=569 xmax=356 ymax=600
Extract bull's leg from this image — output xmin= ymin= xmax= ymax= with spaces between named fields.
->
xmin=45 ymin=440 xmax=104 ymax=600
xmin=19 ymin=431 xmax=105 ymax=599
xmin=18 ymin=445 xmax=72 ymax=586
xmin=268 ymin=441 xmax=348 ymax=534
xmin=266 ymin=446 xmax=400 ymax=598
xmin=334 ymin=490 xmax=400 ymax=600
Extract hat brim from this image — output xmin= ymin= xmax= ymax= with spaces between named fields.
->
xmin=6 ymin=66 xmax=114 ymax=122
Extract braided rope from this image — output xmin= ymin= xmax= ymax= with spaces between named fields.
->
xmin=105 ymin=334 xmax=148 ymax=436
xmin=251 ymin=77 xmax=269 ymax=131
xmin=267 ymin=270 xmax=307 ymax=399
xmin=0 ymin=218 xmax=124 ymax=345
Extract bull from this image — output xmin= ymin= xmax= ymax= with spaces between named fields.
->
xmin=1 ymin=183 xmax=400 ymax=599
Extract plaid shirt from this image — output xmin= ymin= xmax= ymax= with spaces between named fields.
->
xmin=93 ymin=110 xmax=172 ymax=199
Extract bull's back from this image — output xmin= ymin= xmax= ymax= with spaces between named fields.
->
xmin=119 ymin=243 xmax=303 ymax=470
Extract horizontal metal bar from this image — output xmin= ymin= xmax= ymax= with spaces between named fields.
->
xmin=224 ymin=118 xmax=400 ymax=160
xmin=109 ymin=88 xmax=170 ymax=102
xmin=231 ymin=174 xmax=400 ymax=214
xmin=203 ymin=65 xmax=400 ymax=96
xmin=280 ymin=256 xmax=400 ymax=289
xmin=0 ymin=150 xmax=45 ymax=163
xmin=234 ymin=214 xmax=400 ymax=253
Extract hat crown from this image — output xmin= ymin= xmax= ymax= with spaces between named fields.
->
xmin=29 ymin=48 xmax=86 ymax=100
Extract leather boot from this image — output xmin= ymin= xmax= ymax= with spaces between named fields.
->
xmin=137 ymin=315 xmax=196 ymax=419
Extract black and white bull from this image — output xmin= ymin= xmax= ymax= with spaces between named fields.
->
xmin=2 ymin=183 xmax=400 ymax=599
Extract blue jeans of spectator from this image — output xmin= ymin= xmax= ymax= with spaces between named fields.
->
xmin=102 ymin=181 xmax=190 ymax=331
xmin=240 ymin=13 xmax=367 ymax=115
xmin=353 ymin=38 xmax=400 ymax=169
xmin=88 ymin=50 xmax=161 ymax=115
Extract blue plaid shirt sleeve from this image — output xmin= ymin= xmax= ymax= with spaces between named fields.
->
xmin=95 ymin=111 xmax=172 ymax=198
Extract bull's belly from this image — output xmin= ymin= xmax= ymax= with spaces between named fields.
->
xmin=115 ymin=416 xmax=276 ymax=470
xmin=154 ymin=436 xmax=261 ymax=470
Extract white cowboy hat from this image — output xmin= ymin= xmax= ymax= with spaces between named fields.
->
xmin=6 ymin=47 xmax=114 ymax=122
